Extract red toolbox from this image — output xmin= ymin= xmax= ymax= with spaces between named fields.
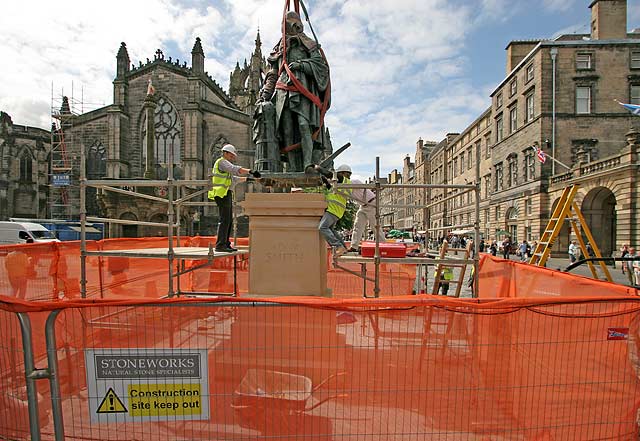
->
xmin=360 ymin=242 xmax=407 ymax=258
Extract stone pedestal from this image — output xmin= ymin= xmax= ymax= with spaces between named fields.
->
xmin=241 ymin=193 xmax=329 ymax=297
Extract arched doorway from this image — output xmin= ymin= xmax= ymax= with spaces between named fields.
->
xmin=581 ymin=187 xmax=616 ymax=258
xmin=120 ymin=212 xmax=138 ymax=238
xmin=146 ymin=213 xmax=168 ymax=237
xmin=550 ymin=197 xmax=570 ymax=255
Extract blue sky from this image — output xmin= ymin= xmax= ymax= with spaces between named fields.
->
xmin=1 ymin=0 xmax=638 ymax=179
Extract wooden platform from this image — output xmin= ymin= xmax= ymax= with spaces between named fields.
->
xmin=85 ymin=247 xmax=249 ymax=260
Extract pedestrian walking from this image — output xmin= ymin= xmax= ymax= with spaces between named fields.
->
xmin=518 ymin=240 xmax=529 ymax=262
xmin=621 ymin=244 xmax=629 ymax=274
xmin=502 ymin=236 xmax=512 ymax=260
xmin=568 ymin=240 xmax=578 ymax=263
xmin=626 ymin=248 xmax=636 ymax=286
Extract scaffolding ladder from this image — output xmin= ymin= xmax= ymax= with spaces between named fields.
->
xmin=529 ymin=185 xmax=612 ymax=282
xmin=431 ymin=240 xmax=472 ymax=297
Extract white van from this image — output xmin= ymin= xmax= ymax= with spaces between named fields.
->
xmin=0 ymin=221 xmax=60 ymax=245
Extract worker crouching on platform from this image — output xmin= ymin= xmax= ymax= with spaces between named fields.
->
xmin=208 ymin=144 xmax=260 ymax=253
xmin=319 ymin=164 xmax=352 ymax=258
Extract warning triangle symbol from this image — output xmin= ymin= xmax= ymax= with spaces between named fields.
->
xmin=96 ymin=387 xmax=128 ymax=414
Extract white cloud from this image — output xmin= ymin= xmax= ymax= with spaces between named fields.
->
xmin=542 ymin=0 xmax=575 ymax=13
xmin=1 ymin=0 xmax=589 ymax=179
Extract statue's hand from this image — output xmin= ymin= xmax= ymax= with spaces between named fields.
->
xmin=288 ymin=61 xmax=301 ymax=71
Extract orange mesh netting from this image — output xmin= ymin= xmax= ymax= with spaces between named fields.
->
xmin=478 ymin=254 xmax=638 ymax=297
xmin=2 ymin=240 xmax=640 ymax=439
xmin=1 ymin=295 xmax=640 ymax=440
xmin=0 ymin=237 xmax=418 ymax=301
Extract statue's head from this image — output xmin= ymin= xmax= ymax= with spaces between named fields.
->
xmin=285 ymin=11 xmax=304 ymax=36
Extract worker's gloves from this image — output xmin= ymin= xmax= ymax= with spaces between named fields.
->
xmin=321 ymin=176 xmax=332 ymax=190
xmin=249 ymin=170 xmax=262 ymax=178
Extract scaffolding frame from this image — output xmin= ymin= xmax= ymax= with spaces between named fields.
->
xmin=78 ymin=137 xmax=246 ymax=299
xmin=50 ymin=91 xmax=82 ymax=220
xmin=334 ymin=153 xmax=481 ymax=298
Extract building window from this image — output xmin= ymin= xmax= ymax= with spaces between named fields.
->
xmin=525 ymin=226 xmax=532 ymax=241
xmin=509 ymin=79 xmax=517 ymax=97
xmin=632 ymin=51 xmax=640 ymax=69
xmin=525 ymin=63 xmax=534 ymax=82
xmin=526 ymin=92 xmax=535 ymax=122
xmin=525 ymin=198 xmax=532 ymax=216
xmin=495 ymin=205 xmax=501 ymax=221
xmin=467 ymin=148 xmax=473 ymax=170
xmin=484 ymin=174 xmax=491 ymax=198
xmin=524 ymin=148 xmax=536 ymax=181
xmin=460 ymin=154 xmax=465 ymax=174
xmin=496 ymin=115 xmax=504 ymax=143
xmin=631 ymin=84 xmax=640 ymax=105
xmin=484 ymin=209 xmax=489 ymax=225
xmin=576 ymin=53 xmax=592 ymax=70
xmin=494 ymin=163 xmax=503 ymax=192
xmin=496 ymin=92 xmax=503 ymax=108
xmin=19 ymin=151 xmax=32 ymax=182
xmin=485 ymin=137 xmax=491 ymax=158
xmin=141 ymin=96 xmax=182 ymax=166
xmin=507 ymin=155 xmax=518 ymax=187
xmin=453 ymin=158 xmax=457 ymax=177
xmin=576 ymin=86 xmax=591 ymax=114
xmin=509 ymin=106 xmax=518 ymax=134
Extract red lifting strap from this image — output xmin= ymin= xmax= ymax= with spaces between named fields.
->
xmin=276 ymin=0 xmax=331 ymax=154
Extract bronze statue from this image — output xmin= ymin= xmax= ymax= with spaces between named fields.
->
xmin=254 ymin=11 xmax=330 ymax=173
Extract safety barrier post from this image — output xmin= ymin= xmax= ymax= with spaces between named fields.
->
xmin=15 ymin=311 xmax=65 ymax=441
xmin=17 ymin=313 xmax=42 ymax=441
xmin=45 ymin=310 xmax=65 ymax=441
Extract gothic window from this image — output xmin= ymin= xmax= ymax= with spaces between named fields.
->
xmin=207 ymin=136 xmax=230 ymax=175
xmin=19 ymin=150 xmax=32 ymax=182
xmin=86 ymin=141 xmax=106 ymax=216
xmin=142 ymin=96 xmax=182 ymax=166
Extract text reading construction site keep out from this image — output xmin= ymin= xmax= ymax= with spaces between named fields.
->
xmin=85 ymin=348 xmax=210 ymax=423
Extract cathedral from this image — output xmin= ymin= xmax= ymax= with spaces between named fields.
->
xmin=0 ymin=33 xmax=268 ymax=237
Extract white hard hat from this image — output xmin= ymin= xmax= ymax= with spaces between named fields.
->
xmin=221 ymin=144 xmax=238 ymax=156
xmin=336 ymin=164 xmax=352 ymax=173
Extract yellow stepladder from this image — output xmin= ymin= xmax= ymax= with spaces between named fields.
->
xmin=529 ymin=184 xmax=612 ymax=282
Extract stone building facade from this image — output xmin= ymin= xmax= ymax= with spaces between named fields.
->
xmin=0 ymin=112 xmax=50 ymax=219
xmin=415 ymin=0 xmax=640 ymax=256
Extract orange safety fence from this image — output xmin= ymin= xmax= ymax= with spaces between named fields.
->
xmin=478 ymin=254 xmax=639 ymax=297
xmin=0 ymin=237 xmax=419 ymax=301
xmin=1 ymin=294 xmax=640 ymax=440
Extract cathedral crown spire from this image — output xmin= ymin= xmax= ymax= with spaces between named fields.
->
xmin=191 ymin=37 xmax=205 ymax=74
xmin=116 ymin=42 xmax=130 ymax=78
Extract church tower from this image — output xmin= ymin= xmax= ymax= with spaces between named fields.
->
xmin=229 ymin=30 xmax=267 ymax=115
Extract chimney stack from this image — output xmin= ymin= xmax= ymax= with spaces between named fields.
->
xmin=590 ymin=0 xmax=627 ymax=40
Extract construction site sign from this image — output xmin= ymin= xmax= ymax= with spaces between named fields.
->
xmin=85 ymin=348 xmax=209 ymax=423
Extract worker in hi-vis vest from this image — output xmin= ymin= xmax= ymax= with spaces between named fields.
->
xmin=319 ymin=164 xmax=353 ymax=258
xmin=434 ymin=262 xmax=454 ymax=296
xmin=208 ymin=144 xmax=260 ymax=253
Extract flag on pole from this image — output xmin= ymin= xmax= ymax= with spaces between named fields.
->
xmin=533 ymin=145 xmax=547 ymax=163
xmin=614 ymin=99 xmax=640 ymax=115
